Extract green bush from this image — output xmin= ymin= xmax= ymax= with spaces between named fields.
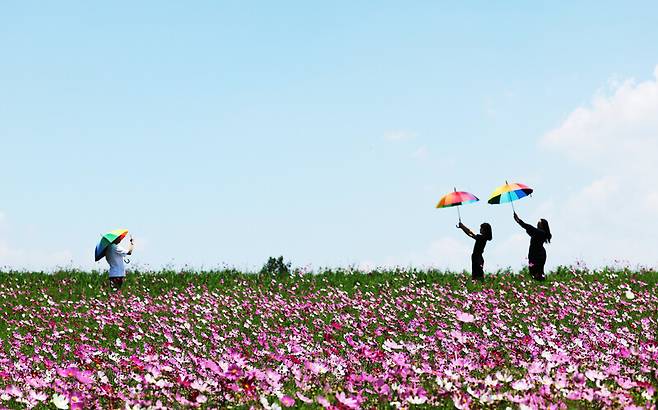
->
xmin=259 ymin=256 xmax=291 ymax=276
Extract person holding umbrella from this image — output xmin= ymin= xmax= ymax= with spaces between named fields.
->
xmin=436 ymin=188 xmax=491 ymax=280
xmin=95 ymin=229 xmax=134 ymax=291
xmin=513 ymin=213 xmax=551 ymax=281
xmin=487 ymin=181 xmax=550 ymax=280
xmin=457 ymin=222 xmax=492 ymax=280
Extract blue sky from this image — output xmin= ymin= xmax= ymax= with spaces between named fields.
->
xmin=2 ymin=2 xmax=658 ymax=271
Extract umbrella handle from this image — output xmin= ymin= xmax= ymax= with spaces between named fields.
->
xmin=457 ymin=206 xmax=462 ymax=223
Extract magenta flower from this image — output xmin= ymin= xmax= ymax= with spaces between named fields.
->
xmin=57 ymin=366 xmax=80 ymax=378
xmin=68 ymin=391 xmax=84 ymax=410
xmin=225 ymin=364 xmax=243 ymax=380
xmin=281 ymin=395 xmax=295 ymax=407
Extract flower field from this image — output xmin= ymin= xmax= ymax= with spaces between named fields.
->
xmin=0 ymin=267 xmax=656 ymax=409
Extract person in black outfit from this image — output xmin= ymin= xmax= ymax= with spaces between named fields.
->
xmin=457 ymin=222 xmax=492 ymax=280
xmin=514 ymin=213 xmax=552 ymax=280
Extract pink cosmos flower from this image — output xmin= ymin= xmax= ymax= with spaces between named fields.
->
xmin=572 ymin=372 xmax=586 ymax=386
xmin=527 ymin=361 xmax=544 ymax=374
xmin=391 ymin=352 xmax=407 ymax=366
xmin=29 ymin=390 xmax=47 ymax=402
xmin=56 ymin=367 xmax=93 ymax=385
xmin=296 ymin=392 xmax=313 ymax=404
xmin=57 ymin=366 xmax=80 ymax=378
xmin=455 ymin=311 xmax=475 ymax=323
xmin=224 ymin=364 xmax=243 ymax=380
xmin=68 ymin=391 xmax=84 ymax=410
xmin=585 ymin=369 xmax=604 ymax=381
xmin=316 ymin=395 xmax=331 ymax=408
xmin=382 ymin=339 xmax=404 ymax=351
xmin=280 ymin=395 xmax=295 ymax=407
xmin=335 ymin=392 xmax=359 ymax=410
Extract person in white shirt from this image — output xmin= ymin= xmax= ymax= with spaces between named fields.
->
xmin=106 ymin=236 xmax=134 ymax=290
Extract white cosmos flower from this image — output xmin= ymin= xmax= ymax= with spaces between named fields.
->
xmin=383 ymin=339 xmax=404 ymax=351
xmin=512 ymin=380 xmax=531 ymax=391
xmin=52 ymin=393 xmax=69 ymax=409
xmin=406 ymin=395 xmax=427 ymax=404
xmin=495 ymin=371 xmax=513 ymax=383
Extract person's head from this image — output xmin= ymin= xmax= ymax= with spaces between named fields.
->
xmin=537 ymin=219 xmax=552 ymax=243
xmin=480 ymin=223 xmax=492 ymax=241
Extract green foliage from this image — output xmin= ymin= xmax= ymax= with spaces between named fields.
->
xmin=0 ymin=265 xmax=655 ymax=300
xmin=259 ymin=255 xmax=291 ymax=277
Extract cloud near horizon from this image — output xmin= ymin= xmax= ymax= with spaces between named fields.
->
xmin=540 ymin=65 xmax=658 ymax=268
xmin=0 ymin=212 xmax=75 ymax=270
xmin=384 ymin=130 xmax=416 ymax=142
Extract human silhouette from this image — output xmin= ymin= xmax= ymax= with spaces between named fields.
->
xmin=457 ymin=222 xmax=492 ymax=280
xmin=514 ymin=213 xmax=551 ymax=281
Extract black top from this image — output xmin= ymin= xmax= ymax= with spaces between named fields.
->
xmin=472 ymin=234 xmax=487 ymax=258
xmin=519 ymin=221 xmax=548 ymax=260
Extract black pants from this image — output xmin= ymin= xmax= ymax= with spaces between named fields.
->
xmin=471 ymin=254 xmax=484 ymax=280
xmin=109 ymin=277 xmax=124 ymax=290
xmin=529 ymin=251 xmax=546 ymax=280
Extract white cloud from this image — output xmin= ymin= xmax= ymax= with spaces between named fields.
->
xmin=542 ymin=66 xmax=658 ymax=174
xmin=412 ymin=146 xmax=429 ymax=160
xmin=541 ymin=65 xmax=658 ymax=268
xmin=384 ymin=130 xmax=416 ymax=141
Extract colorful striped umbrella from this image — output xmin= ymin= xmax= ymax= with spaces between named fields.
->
xmin=488 ymin=181 xmax=533 ymax=213
xmin=95 ymin=229 xmax=128 ymax=261
xmin=436 ymin=188 xmax=479 ymax=223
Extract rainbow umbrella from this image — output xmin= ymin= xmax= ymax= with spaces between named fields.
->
xmin=95 ymin=229 xmax=128 ymax=261
xmin=436 ymin=188 xmax=479 ymax=223
xmin=488 ymin=181 xmax=533 ymax=213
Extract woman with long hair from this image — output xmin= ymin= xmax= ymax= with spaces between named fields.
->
xmin=514 ymin=213 xmax=552 ymax=280
xmin=457 ymin=222 xmax=493 ymax=280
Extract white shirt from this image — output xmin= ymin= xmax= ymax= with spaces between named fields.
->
xmin=106 ymin=244 xmax=129 ymax=278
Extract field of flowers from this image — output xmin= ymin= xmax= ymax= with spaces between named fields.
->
xmin=0 ymin=267 xmax=656 ymax=409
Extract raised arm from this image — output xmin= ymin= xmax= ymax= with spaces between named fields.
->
xmin=457 ymin=222 xmax=477 ymax=240
xmin=514 ymin=213 xmax=538 ymax=234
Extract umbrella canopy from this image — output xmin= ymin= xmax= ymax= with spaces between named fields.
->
xmin=488 ymin=182 xmax=533 ymax=204
xmin=95 ymin=229 xmax=128 ymax=261
xmin=436 ymin=190 xmax=479 ymax=208
xmin=436 ymin=189 xmax=479 ymax=222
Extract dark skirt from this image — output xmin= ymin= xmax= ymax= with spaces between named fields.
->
xmin=471 ymin=254 xmax=484 ymax=280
